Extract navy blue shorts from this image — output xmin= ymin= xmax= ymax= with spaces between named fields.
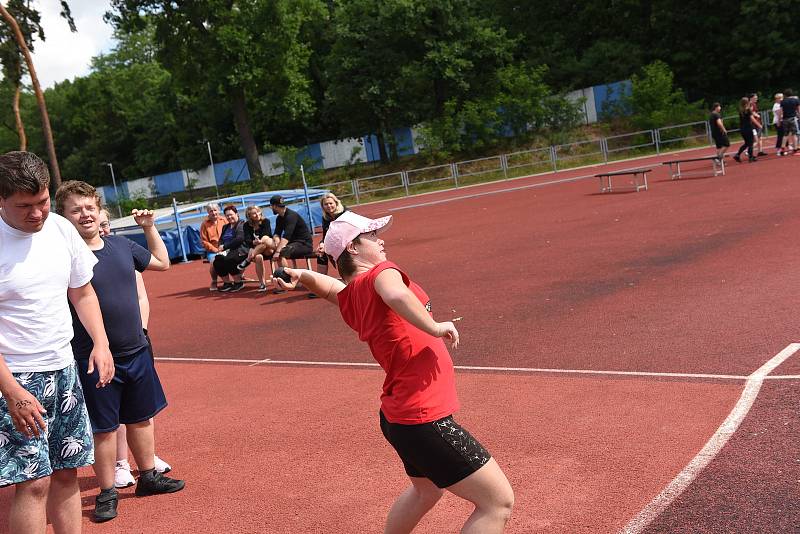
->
xmin=76 ymin=345 xmax=167 ymax=434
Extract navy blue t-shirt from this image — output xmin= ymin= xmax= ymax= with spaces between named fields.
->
xmin=70 ymin=236 xmax=151 ymax=359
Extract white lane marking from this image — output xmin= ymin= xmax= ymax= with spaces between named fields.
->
xmin=619 ymin=342 xmax=800 ymax=534
xmin=156 ymin=356 xmax=753 ymax=380
xmin=387 ymin=164 xmax=654 ymax=212
xmin=763 ymin=374 xmax=800 ymax=380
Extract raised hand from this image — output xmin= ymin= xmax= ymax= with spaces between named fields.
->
xmin=131 ymin=209 xmax=156 ymax=228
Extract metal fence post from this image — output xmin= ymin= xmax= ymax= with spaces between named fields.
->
xmin=601 ymin=137 xmax=609 ymax=163
xmin=501 ymin=154 xmax=508 ymax=179
xmin=452 ymin=163 xmax=459 ymax=187
xmin=402 ymin=171 xmax=410 ymax=196
xmin=704 ymin=121 xmax=712 ymax=144
xmin=352 ymin=179 xmax=360 ymax=205
xmin=550 ymin=146 xmax=557 ymax=172
xmin=654 ymin=129 xmax=661 ymax=154
xmin=172 ymin=197 xmax=189 ymax=263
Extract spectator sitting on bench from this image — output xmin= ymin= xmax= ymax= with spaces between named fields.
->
xmin=237 ymin=205 xmax=275 ymax=292
xmin=269 ymin=195 xmax=313 ymax=292
xmin=212 ymin=205 xmax=247 ymax=293
xmin=200 ymin=203 xmax=226 ymax=291
xmin=315 ymin=192 xmax=348 ymax=276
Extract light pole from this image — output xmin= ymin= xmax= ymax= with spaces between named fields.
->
xmin=101 ymin=162 xmax=122 ymax=218
xmin=201 ymin=140 xmax=220 ymax=199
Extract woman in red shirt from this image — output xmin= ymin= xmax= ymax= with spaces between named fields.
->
xmin=277 ymin=211 xmax=513 ymax=533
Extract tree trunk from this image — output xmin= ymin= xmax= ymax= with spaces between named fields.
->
xmin=0 ymin=4 xmax=61 ymax=187
xmin=227 ymin=84 xmax=263 ymax=180
xmin=376 ymin=130 xmax=389 ymax=162
xmin=13 ymin=81 xmax=27 ymax=151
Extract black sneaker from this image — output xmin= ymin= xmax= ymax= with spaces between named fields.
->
xmin=135 ymin=470 xmax=185 ymax=497
xmin=749 ymin=156 xmax=757 ymax=163
xmin=757 ymin=151 xmax=767 ymax=156
xmin=94 ymin=488 xmax=118 ymax=522
xmin=218 ymin=282 xmax=234 ymax=292
xmin=229 ymin=281 xmax=245 ymax=292
xmin=732 ymin=154 xmax=741 ymax=163
xmin=237 ymin=258 xmax=251 ymax=270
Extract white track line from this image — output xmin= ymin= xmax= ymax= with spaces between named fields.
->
xmin=619 ymin=342 xmax=800 ymax=534
xmin=156 ymin=356 xmax=755 ymax=380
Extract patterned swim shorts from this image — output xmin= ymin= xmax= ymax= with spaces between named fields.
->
xmin=0 ymin=362 xmax=94 ymax=487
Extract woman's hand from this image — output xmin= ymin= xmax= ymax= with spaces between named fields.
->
xmin=434 ymin=321 xmax=460 ymax=349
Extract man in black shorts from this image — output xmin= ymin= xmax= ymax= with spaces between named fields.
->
xmin=780 ymin=89 xmax=800 ymax=154
xmin=709 ymin=102 xmax=729 ymax=160
xmin=269 ymin=195 xmax=313 ymax=269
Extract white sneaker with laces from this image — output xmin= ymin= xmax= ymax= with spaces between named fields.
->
xmin=153 ymin=455 xmax=172 ymax=474
xmin=114 ymin=460 xmax=136 ymax=488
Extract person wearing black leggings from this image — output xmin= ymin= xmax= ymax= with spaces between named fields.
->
xmin=734 ymin=96 xmax=759 ymax=163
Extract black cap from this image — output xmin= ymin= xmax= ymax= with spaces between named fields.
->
xmin=269 ymin=195 xmax=285 ymax=207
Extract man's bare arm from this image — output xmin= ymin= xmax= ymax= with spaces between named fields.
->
xmin=67 ymin=283 xmax=114 ymax=386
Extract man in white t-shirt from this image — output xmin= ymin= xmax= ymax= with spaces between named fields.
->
xmin=0 ymin=151 xmax=114 ymax=534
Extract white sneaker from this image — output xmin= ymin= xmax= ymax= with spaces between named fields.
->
xmin=114 ymin=460 xmax=136 ymax=488
xmin=153 ymin=455 xmax=171 ymax=474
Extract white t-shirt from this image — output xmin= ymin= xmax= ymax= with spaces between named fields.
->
xmin=0 ymin=211 xmax=97 ymax=372
xmin=773 ymin=102 xmax=781 ymax=125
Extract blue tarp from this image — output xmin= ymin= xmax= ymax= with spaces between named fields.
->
xmin=122 ymin=201 xmax=324 ymax=261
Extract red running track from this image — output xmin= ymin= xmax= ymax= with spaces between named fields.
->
xmin=1 ymin=146 xmax=798 ymax=532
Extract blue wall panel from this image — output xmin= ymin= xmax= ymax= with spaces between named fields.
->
xmin=393 ymin=127 xmax=416 ymax=156
xmin=296 ymin=143 xmax=324 ymax=171
xmin=593 ymin=80 xmax=631 ymax=117
xmin=363 ymin=135 xmax=381 ymax=162
xmin=153 ymin=170 xmax=186 ymax=195
xmin=214 ymin=158 xmax=250 ymax=184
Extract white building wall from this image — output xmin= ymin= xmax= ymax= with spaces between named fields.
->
xmin=319 ymin=138 xmax=367 ymax=169
xmin=259 ymin=152 xmax=284 ymax=176
xmin=566 ymin=87 xmax=597 ymax=124
xmin=189 ymin=167 xmax=217 ymax=189
xmin=127 ymin=177 xmax=155 ymax=199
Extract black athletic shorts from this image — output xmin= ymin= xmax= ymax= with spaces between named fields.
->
xmin=279 ymin=241 xmax=313 ymax=260
xmin=713 ymin=133 xmax=730 ymax=149
xmin=379 ymin=410 xmax=491 ymax=488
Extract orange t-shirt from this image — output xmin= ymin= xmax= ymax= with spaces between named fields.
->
xmin=337 ymin=261 xmax=459 ymax=424
xmin=200 ymin=218 xmax=226 ymax=252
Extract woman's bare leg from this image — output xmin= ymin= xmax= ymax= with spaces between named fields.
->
xmin=447 ymin=459 xmax=514 ymax=534
xmin=384 ymin=476 xmax=443 ymax=534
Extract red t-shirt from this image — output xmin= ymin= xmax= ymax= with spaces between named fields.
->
xmin=337 ymin=261 xmax=459 ymax=424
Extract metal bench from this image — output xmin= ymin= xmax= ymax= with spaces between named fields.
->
xmin=594 ymin=168 xmax=650 ymax=193
xmin=662 ymin=155 xmax=726 ymax=180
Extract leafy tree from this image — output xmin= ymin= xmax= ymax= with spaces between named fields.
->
xmin=627 ymin=61 xmax=703 ymax=130
xmin=325 ymin=0 xmax=514 ymax=161
xmin=0 ymin=0 xmax=76 ymax=187
xmin=107 ymin=0 xmax=326 ymax=181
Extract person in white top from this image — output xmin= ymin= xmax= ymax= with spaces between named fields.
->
xmin=0 ymin=151 xmax=114 ymax=534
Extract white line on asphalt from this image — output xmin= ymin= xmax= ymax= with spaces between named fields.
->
xmin=619 ymin=342 xmax=800 ymax=534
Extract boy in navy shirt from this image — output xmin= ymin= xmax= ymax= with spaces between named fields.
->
xmin=56 ymin=180 xmax=184 ymax=522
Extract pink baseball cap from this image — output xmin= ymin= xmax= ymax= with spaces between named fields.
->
xmin=323 ymin=211 xmax=393 ymax=261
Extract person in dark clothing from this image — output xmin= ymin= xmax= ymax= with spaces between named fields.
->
xmin=56 ymin=180 xmax=184 ymax=522
xmin=780 ymin=88 xmax=800 ymax=154
xmin=237 ymin=205 xmax=274 ymax=292
xmin=315 ymin=193 xmax=348 ymax=276
xmin=734 ymin=97 xmax=760 ymax=163
xmin=708 ymin=103 xmax=729 ymax=159
xmin=212 ymin=205 xmax=248 ymax=292
xmin=269 ymin=195 xmax=313 ymax=268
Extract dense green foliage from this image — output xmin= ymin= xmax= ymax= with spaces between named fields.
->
xmin=1 ymin=0 xmax=797 ymax=189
